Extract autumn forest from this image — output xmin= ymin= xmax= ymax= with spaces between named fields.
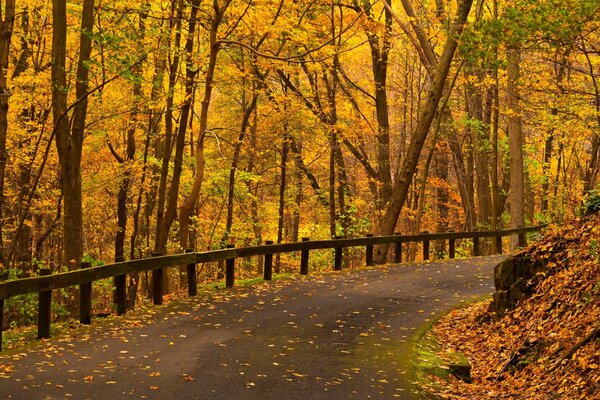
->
xmin=0 ymin=0 xmax=598 ymax=298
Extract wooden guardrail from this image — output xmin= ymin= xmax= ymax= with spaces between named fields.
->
xmin=0 ymin=225 xmax=545 ymax=349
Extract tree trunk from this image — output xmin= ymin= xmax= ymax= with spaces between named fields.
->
xmin=0 ymin=0 xmax=16 ymax=268
xmin=154 ymin=0 xmax=183 ymax=256
xmin=583 ymin=47 xmax=600 ymax=193
xmin=53 ymin=0 xmax=94 ymax=269
xmin=375 ymin=0 xmax=474 ymax=263
xmin=434 ymin=150 xmax=449 ymax=256
xmin=507 ymin=45 xmax=525 ymax=248
xmin=179 ymin=0 xmax=231 ymax=250
xmin=114 ymin=10 xmax=146 ymax=263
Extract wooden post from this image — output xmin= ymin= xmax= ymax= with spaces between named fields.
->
xmin=496 ymin=235 xmax=503 ymax=254
xmin=473 ymin=236 xmax=481 ymax=257
xmin=152 ymin=253 xmax=163 ymax=306
xmin=79 ymin=262 xmax=92 ymax=325
xmin=114 ymin=256 xmax=126 ymax=316
xmin=393 ymin=232 xmax=402 ymax=264
xmin=334 ymin=236 xmax=342 ymax=271
xmin=38 ymin=268 xmax=52 ymax=339
xmin=422 ymin=231 xmax=430 ymax=261
xmin=185 ymin=249 xmax=197 ymax=297
xmin=264 ymin=240 xmax=273 ymax=281
xmin=366 ymin=234 xmax=374 ymax=266
xmin=449 ymin=231 xmax=456 ymax=259
xmin=518 ymin=228 xmax=526 ymax=247
xmin=226 ymin=244 xmax=235 ymax=288
xmin=300 ymin=238 xmax=309 ymax=275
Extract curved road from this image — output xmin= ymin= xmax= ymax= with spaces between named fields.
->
xmin=0 ymin=255 xmax=504 ymax=399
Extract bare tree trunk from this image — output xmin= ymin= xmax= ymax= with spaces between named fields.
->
xmin=434 ymin=150 xmax=449 ymax=256
xmin=275 ymin=130 xmax=289 ymax=273
xmin=154 ymin=0 xmax=183 ymax=256
xmin=490 ymin=0 xmax=500 ymax=242
xmin=507 ymin=45 xmax=525 ymax=248
xmin=582 ymin=47 xmax=600 ymax=193
xmin=53 ymin=0 xmax=94 ymax=269
xmin=542 ymin=53 xmax=569 ymax=212
xmin=224 ymin=93 xmax=258 ymax=241
xmin=113 ymin=10 xmax=146 ymax=263
xmin=465 ymin=69 xmax=492 ymax=225
xmin=0 ymin=0 xmax=15 ymax=268
xmin=179 ymin=0 xmax=232 ymax=250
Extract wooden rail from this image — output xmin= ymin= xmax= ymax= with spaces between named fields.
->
xmin=0 ymin=225 xmax=544 ymax=349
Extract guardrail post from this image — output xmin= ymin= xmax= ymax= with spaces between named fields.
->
xmin=422 ymin=231 xmax=430 ymax=261
xmin=185 ymin=249 xmax=197 ymax=297
xmin=448 ymin=231 xmax=456 ymax=259
xmin=300 ymin=238 xmax=310 ymax=275
xmin=226 ymin=245 xmax=235 ymax=288
xmin=495 ymin=235 xmax=503 ymax=254
xmin=473 ymin=235 xmax=480 ymax=257
xmin=393 ymin=232 xmax=402 ymax=263
xmin=334 ymin=236 xmax=343 ymax=271
xmin=152 ymin=253 xmax=163 ymax=306
xmin=366 ymin=234 xmax=374 ymax=266
xmin=0 ymin=270 xmax=7 ymax=350
xmin=38 ymin=268 xmax=52 ymax=339
xmin=79 ymin=262 xmax=92 ymax=325
xmin=114 ymin=256 xmax=126 ymax=315
xmin=264 ymin=241 xmax=274 ymax=281
xmin=518 ymin=228 xmax=527 ymax=247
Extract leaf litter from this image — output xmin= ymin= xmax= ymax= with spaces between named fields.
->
xmin=429 ymin=214 xmax=600 ymax=399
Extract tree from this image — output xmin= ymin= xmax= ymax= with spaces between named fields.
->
xmin=0 ymin=0 xmax=15 ymax=268
xmin=52 ymin=0 xmax=95 ymax=269
xmin=375 ymin=0 xmax=474 ymax=262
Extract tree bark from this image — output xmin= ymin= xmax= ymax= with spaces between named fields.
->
xmin=179 ymin=0 xmax=232 ymax=251
xmin=114 ymin=9 xmax=146 ymax=263
xmin=0 ymin=0 xmax=16 ymax=268
xmin=154 ymin=0 xmax=184 ymax=256
xmin=507 ymin=45 xmax=525 ymax=248
xmin=53 ymin=0 xmax=94 ymax=269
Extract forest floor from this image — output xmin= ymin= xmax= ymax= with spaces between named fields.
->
xmin=0 ymin=255 xmax=502 ymax=399
xmin=427 ymin=214 xmax=600 ymax=399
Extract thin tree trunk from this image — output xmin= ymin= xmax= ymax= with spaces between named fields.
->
xmin=507 ymin=45 xmax=525 ymax=248
xmin=276 ymin=130 xmax=289 ymax=273
xmin=490 ymin=0 xmax=500 ymax=241
xmin=114 ymin=10 xmax=146 ymax=263
xmin=179 ymin=0 xmax=232 ymax=250
xmin=582 ymin=48 xmax=600 ymax=193
xmin=0 ymin=0 xmax=16 ymax=268
xmin=154 ymin=0 xmax=183 ymax=255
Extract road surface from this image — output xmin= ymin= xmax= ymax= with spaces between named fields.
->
xmin=0 ymin=255 xmax=504 ymax=399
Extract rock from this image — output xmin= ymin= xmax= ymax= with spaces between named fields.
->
xmin=447 ymin=351 xmax=472 ymax=383
xmin=490 ymin=255 xmax=547 ymax=317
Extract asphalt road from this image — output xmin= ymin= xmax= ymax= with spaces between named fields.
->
xmin=0 ymin=255 xmax=504 ymax=399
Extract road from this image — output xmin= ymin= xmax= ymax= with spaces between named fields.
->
xmin=0 ymin=255 xmax=504 ymax=399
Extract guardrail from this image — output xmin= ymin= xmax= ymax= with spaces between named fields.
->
xmin=0 ymin=225 xmax=545 ymax=349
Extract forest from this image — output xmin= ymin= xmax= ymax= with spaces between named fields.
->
xmin=0 ymin=0 xmax=598 ymax=304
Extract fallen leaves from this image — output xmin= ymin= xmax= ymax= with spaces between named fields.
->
xmin=430 ymin=215 xmax=600 ymax=399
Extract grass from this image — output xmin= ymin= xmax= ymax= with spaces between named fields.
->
xmin=409 ymin=296 xmax=490 ymax=399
